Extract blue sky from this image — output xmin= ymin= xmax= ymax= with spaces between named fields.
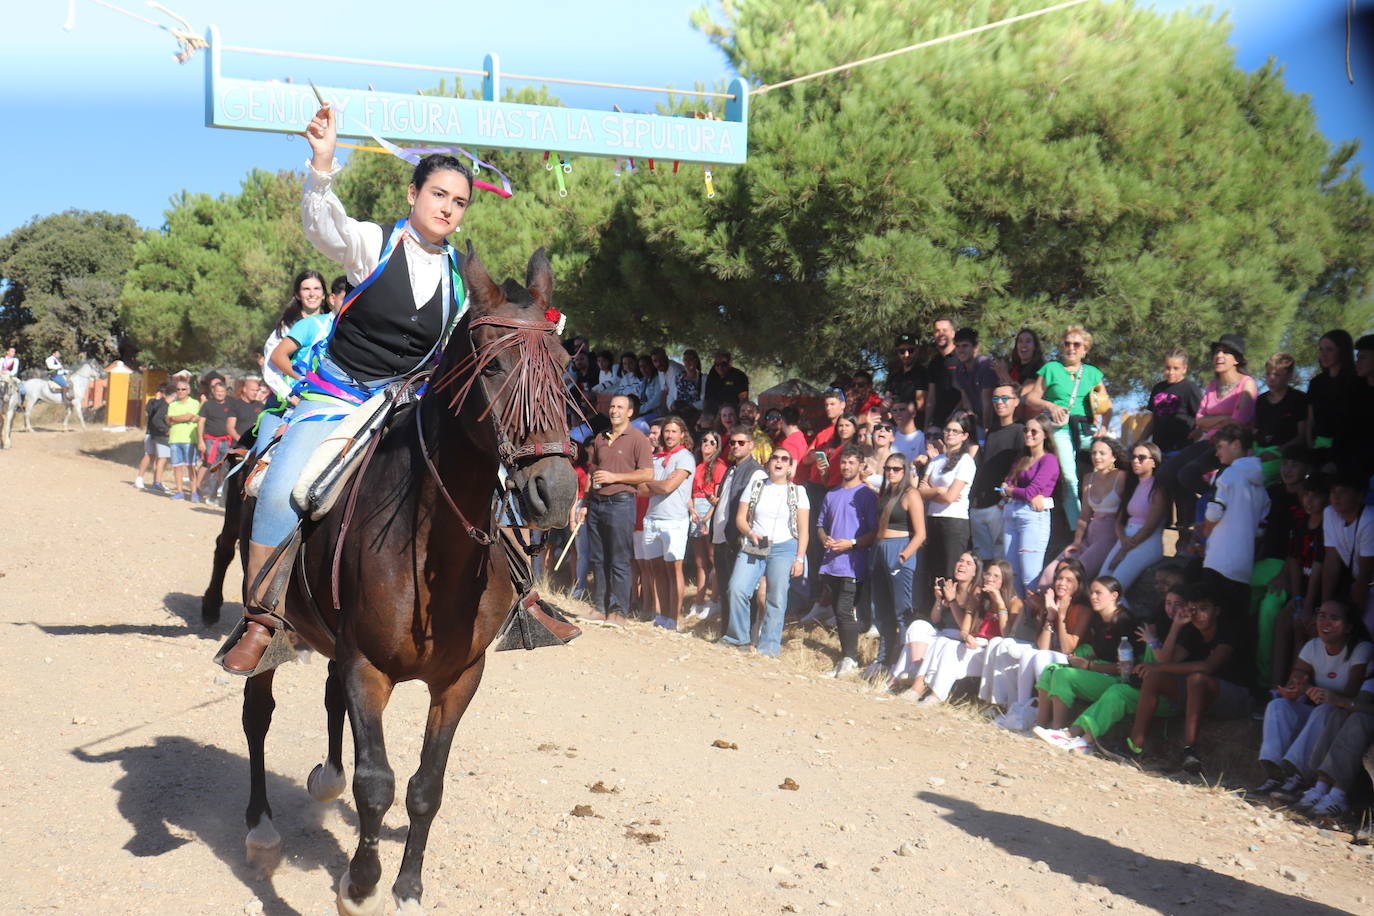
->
xmin=0 ymin=0 xmax=1368 ymax=236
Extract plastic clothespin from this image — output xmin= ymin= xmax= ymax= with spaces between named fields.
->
xmin=704 ymin=167 xmax=715 ymax=199
xmin=560 ymin=154 xmax=572 ymax=174
xmin=647 ymin=159 xmax=655 ymax=171
xmin=554 ymin=162 xmax=567 ymax=198
xmin=672 ymin=161 xmax=680 ymax=174
xmin=627 ymin=158 xmax=636 ymax=171
xmin=544 ymin=151 xmax=554 ymax=171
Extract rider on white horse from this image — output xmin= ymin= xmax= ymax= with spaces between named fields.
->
xmin=46 ymin=351 xmax=69 ymax=392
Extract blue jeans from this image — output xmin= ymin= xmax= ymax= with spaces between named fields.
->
xmin=870 ymin=537 xmax=917 ymax=668
xmin=250 ymin=399 xmax=351 ymax=546
xmin=1003 ymin=501 xmax=1051 ymax=596
xmin=1051 ymin=426 xmax=1081 ymax=528
xmin=723 ymin=538 xmax=797 ymax=655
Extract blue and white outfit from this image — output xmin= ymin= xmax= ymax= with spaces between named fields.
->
xmin=249 ymin=160 xmax=465 ymax=548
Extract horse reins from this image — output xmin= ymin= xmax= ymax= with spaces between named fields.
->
xmin=418 ymin=312 xmax=580 ymax=545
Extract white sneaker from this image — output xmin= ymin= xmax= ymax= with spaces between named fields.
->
xmin=134 ymin=477 xmax=145 ymax=490
xmin=1311 ymin=789 xmax=1349 ymax=817
xmin=917 ymin=694 xmax=944 ymax=707
xmin=1032 ymin=726 xmax=1072 ymax=749
xmin=830 ymin=657 xmax=859 ymax=678
xmin=1297 ymin=784 xmax=1329 ymax=810
xmin=863 ymin=625 xmax=880 ymax=639
xmin=1063 ymin=735 xmax=1091 ymax=754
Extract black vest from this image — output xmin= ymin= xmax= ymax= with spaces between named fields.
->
xmin=329 ymin=229 xmax=446 ymax=384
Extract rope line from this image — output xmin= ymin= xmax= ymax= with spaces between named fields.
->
xmin=750 ymin=0 xmax=1094 ymax=95
xmin=219 ymin=45 xmax=486 ymax=78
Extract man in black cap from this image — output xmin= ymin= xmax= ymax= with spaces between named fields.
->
xmin=887 ymin=333 xmax=927 ymax=417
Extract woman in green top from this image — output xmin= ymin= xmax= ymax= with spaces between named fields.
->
xmin=1024 ymin=324 xmax=1111 ymax=529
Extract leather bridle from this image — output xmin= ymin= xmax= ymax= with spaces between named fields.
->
xmin=417 ymin=311 xmax=580 ymax=545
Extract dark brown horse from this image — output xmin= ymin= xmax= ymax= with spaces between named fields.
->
xmin=238 ymin=245 xmax=578 ymax=916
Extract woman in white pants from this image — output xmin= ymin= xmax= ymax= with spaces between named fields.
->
xmin=981 ymin=558 xmax=1090 ymax=727
xmin=1100 ymin=442 xmax=1168 ymax=593
xmin=896 ymin=551 xmax=981 ymax=686
xmin=910 ymin=560 xmax=1020 ymax=705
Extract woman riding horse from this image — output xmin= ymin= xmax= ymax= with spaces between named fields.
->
xmin=221 ymin=102 xmax=477 ymax=674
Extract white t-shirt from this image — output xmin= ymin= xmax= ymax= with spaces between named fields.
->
xmin=892 ymin=428 xmax=925 ymax=464
xmin=1324 ymin=506 xmax=1374 ymax=582
xmin=646 ymin=448 xmax=695 ymax=520
xmin=924 ymin=452 xmax=976 ymax=520
xmin=747 ymin=476 xmax=810 ymax=544
xmin=1299 ymin=638 xmax=1373 ymax=689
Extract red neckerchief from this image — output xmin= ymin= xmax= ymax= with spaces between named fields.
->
xmin=656 ymin=443 xmax=687 ymax=469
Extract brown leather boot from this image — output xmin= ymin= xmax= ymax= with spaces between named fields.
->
xmin=222 ymin=619 xmax=277 ymax=673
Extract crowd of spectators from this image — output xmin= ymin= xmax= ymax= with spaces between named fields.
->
xmin=553 ymin=321 xmax=1374 ymax=841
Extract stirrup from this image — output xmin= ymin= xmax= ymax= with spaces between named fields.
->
xmin=494 ymin=591 xmax=580 ymax=651
xmin=213 ymin=613 xmax=297 ymax=676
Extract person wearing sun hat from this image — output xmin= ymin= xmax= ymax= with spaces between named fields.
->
xmin=1157 ymin=332 xmax=1258 ymax=550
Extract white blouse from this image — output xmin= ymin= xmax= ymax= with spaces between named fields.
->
xmin=300 ymin=159 xmax=456 ymax=311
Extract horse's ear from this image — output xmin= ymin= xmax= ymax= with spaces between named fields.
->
xmin=525 ymin=248 xmax=553 ymax=310
xmin=462 ymin=240 xmax=504 ymax=312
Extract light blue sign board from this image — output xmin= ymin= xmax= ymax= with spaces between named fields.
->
xmin=203 ymin=26 xmax=749 ymax=164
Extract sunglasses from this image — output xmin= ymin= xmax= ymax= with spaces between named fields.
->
xmin=764 ymin=414 xmax=782 ymax=422
xmin=875 ymin=424 xmax=894 ymax=432
xmin=770 ymin=454 xmax=792 ymax=463
xmin=1131 ymin=454 xmax=1154 ymax=462
xmin=884 ymin=465 xmax=905 ymax=473
xmin=990 ymin=395 xmax=1017 ymax=403
xmin=943 ymin=427 xmax=965 ymax=435
xmin=1062 ymin=341 xmax=1085 ymax=349
xmin=730 ymin=440 xmax=751 ymax=447
xmin=896 ymin=347 xmax=914 ymax=355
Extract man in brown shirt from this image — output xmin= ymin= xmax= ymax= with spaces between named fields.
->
xmin=586 ymin=394 xmax=654 ymax=624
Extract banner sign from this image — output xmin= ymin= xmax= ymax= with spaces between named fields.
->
xmin=203 ymin=26 xmax=750 ymax=164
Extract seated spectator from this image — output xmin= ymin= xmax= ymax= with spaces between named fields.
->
xmin=600 ymin=352 xmax=644 ymax=398
xmin=1270 ymin=473 xmax=1330 ymax=688
xmin=899 ymin=551 xmax=984 ymax=685
xmin=1251 ymin=446 xmax=1316 ymax=685
xmin=1254 ymin=352 xmax=1308 ymax=485
xmin=674 ymin=349 xmax=706 ymax=412
xmin=908 ymin=559 xmax=1020 ymax=705
xmin=638 ymin=354 xmax=665 ymax=421
xmin=1320 ymin=472 xmax=1374 ymax=637
xmin=982 ymin=558 xmax=1090 ymax=727
xmin=1127 ymin=583 xmax=1253 ymax=773
xmin=1100 ymin=442 xmax=1168 ymax=592
xmin=1157 ymin=335 xmax=1257 ymax=545
xmin=1038 ymin=437 xmax=1126 ymax=590
xmin=722 ymin=447 xmax=809 ymax=655
xmin=1254 ymin=599 xmax=1370 ymax=802
xmin=1000 ymin=416 xmax=1061 ymax=595
xmin=867 ymin=452 xmax=925 ymax=678
xmin=1297 ymin=673 xmax=1374 ymax=821
xmin=594 ymin=350 xmax=617 ymax=389
xmin=817 ymin=446 xmax=880 ymax=676
xmin=1032 ymin=582 xmax=1191 ymax=753
xmin=1031 ymin=575 xmax=1137 ymax=751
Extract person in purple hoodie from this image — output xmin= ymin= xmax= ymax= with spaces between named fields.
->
xmin=1000 ymin=416 xmax=1062 ymax=595
xmin=817 ymin=445 xmax=880 ymax=676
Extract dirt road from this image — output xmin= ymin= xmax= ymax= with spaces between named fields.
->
xmin=2 ymin=427 xmax=1371 ymax=915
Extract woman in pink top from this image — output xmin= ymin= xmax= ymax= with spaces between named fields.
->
xmin=1102 ymin=442 xmax=1169 ymax=591
xmin=1158 ymin=334 xmax=1257 ymax=546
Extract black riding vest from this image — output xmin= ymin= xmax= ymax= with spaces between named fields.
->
xmin=329 ymin=228 xmax=445 ymax=384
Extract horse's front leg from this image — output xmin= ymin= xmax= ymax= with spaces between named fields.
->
xmin=306 ymin=660 xmax=347 ymax=802
xmin=337 ymin=657 xmax=396 ymax=916
xmin=243 ymin=668 xmax=282 ymax=873
xmin=392 ymin=658 xmax=487 ymax=913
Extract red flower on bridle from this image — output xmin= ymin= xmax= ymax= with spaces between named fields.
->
xmin=544 ymin=306 xmax=566 ymax=334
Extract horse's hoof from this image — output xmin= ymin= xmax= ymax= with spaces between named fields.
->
xmin=336 ymin=871 xmax=386 ymax=916
xmin=393 ymin=894 xmax=426 ymax=916
xmin=307 ymin=762 xmax=346 ymax=803
xmin=245 ymin=816 xmax=282 ymax=875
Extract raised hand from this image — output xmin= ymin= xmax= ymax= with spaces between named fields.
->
xmin=304 ymin=104 xmax=337 ymax=170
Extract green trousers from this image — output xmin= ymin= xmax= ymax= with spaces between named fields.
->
xmin=1038 ymin=662 xmax=1175 ymax=739
xmin=1250 ymin=557 xmax=1286 ymax=686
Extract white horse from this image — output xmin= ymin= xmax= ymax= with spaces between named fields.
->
xmin=0 ymin=373 xmax=19 ymax=448
xmin=20 ymin=361 xmax=101 ymax=433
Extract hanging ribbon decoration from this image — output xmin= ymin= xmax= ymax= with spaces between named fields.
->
xmin=704 ymin=166 xmax=715 ymax=199
xmin=342 ymin=117 xmax=515 ymax=198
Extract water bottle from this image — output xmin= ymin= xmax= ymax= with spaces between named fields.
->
xmin=1117 ymin=637 xmax=1134 ymax=682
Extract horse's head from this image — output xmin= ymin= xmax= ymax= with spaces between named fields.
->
xmin=435 ymin=243 xmax=580 ymax=530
